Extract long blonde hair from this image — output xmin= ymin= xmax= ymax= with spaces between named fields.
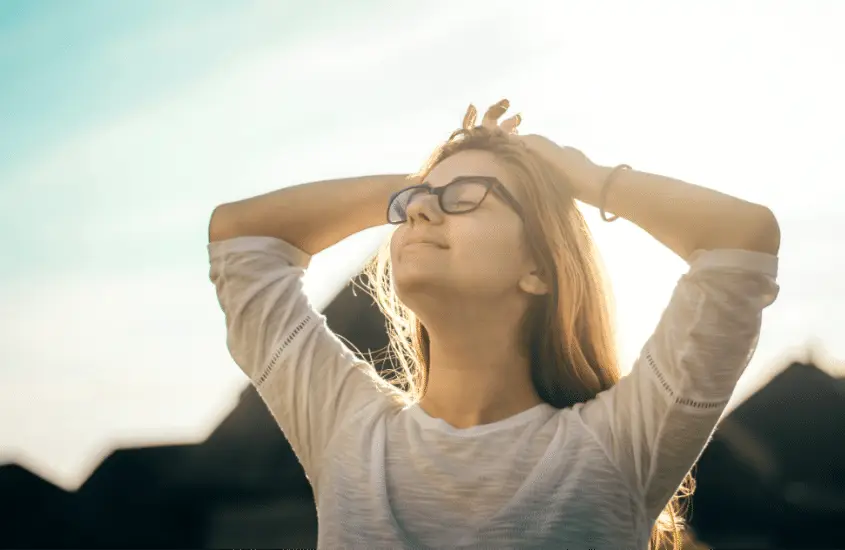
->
xmin=359 ymin=123 xmax=695 ymax=550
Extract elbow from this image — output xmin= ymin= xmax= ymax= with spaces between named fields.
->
xmin=208 ymin=203 xmax=235 ymax=243
xmin=747 ymin=206 xmax=781 ymax=256
xmin=691 ymin=206 xmax=781 ymax=257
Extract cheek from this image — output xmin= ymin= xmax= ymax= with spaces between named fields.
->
xmin=389 ymin=230 xmax=404 ymax=260
xmin=454 ymin=222 xmax=523 ymax=272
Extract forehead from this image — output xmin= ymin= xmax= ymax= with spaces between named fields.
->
xmin=427 ymin=149 xmax=515 ymax=191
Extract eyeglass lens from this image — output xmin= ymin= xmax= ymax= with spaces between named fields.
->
xmin=389 ymin=179 xmax=489 ymax=223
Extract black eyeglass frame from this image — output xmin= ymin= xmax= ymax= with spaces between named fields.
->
xmin=386 ymin=176 xmax=525 ymax=225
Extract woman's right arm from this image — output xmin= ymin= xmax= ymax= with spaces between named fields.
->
xmin=209 ymin=174 xmax=410 ymax=252
xmin=208 ymin=175 xmax=409 ymax=489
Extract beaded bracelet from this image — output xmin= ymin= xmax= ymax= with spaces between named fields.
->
xmin=599 ymin=164 xmax=631 ymax=222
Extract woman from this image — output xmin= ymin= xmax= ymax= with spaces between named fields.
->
xmin=208 ymin=100 xmax=780 ymax=549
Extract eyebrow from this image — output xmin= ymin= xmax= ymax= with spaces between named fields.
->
xmin=423 ymin=175 xmax=499 ymax=187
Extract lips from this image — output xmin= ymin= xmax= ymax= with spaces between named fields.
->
xmin=404 ymin=233 xmax=447 ymax=248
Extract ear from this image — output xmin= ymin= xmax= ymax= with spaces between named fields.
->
xmin=518 ymin=270 xmax=549 ymax=296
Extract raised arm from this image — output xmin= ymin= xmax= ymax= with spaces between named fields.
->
xmin=512 ymin=117 xmax=782 ymax=520
xmin=208 ymin=174 xmax=410 ymax=489
xmin=554 ymin=149 xmax=781 ymax=520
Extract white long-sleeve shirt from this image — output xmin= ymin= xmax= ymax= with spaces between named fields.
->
xmin=208 ymin=236 xmax=779 ymax=549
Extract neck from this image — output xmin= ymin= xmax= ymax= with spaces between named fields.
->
xmin=415 ymin=299 xmax=544 ymax=429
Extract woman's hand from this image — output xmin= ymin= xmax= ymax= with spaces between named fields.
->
xmin=468 ymin=99 xmax=608 ymax=204
xmin=519 ymin=134 xmax=607 ymax=204
xmin=462 ymin=99 xmax=522 ymax=135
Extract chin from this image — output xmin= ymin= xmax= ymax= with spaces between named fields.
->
xmin=393 ymin=272 xmax=434 ymax=295
xmin=393 ymin=272 xmax=445 ymax=304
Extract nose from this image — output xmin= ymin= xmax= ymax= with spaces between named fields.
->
xmin=405 ymin=192 xmax=444 ymax=225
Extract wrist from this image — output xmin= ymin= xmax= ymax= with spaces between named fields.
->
xmin=597 ymin=164 xmax=633 ymax=222
xmin=381 ymin=174 xmax=414 ymax=195
xmin=578 ymin=165 xmax=613 ymax=207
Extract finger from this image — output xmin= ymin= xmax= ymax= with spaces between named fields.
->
xmin=481 ymin=99 xmax=509 ymax=129
xmin=481 ymin=99 xmax=509 ymax=128
xmin=500 ymin=113 xmax=522 ymax=134
xmin=463 ymin=104 xmax=477 ymax=130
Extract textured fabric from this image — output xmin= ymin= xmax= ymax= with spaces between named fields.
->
xmin=208 ymin=236 xmax=779 ymax=549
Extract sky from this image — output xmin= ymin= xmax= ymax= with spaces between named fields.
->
xmin=2 ymin=0 xmax=844 ymax=491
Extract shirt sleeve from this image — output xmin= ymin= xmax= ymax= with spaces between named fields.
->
xmin=208 ymin=236 xmax=386 ymax=485
xmin=576 ymin=248 xmax=780 ymax=521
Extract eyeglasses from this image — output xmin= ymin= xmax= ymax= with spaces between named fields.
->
xmin=386 ymin=176 xmax=525 ymax=225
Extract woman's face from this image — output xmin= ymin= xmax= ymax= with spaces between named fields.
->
xmin=390 ymin=149 xmax=540 ymax=304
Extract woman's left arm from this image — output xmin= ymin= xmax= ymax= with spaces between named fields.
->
xmin=568 ymin=163 xmax=783 ymax=521
xmin=582 ymin=165 xmax=781 ymax=260
xmin=518 ymin=131 xmax=783 ymax=520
